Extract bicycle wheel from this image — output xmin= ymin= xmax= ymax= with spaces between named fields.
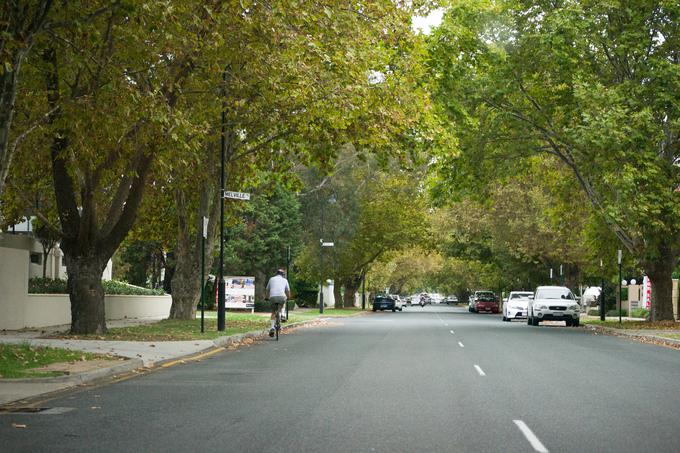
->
xmin=275 ymin=312 xmax=280 ymax=341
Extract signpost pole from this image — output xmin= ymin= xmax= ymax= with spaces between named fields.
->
xmin=361 ymin=271 xmax=366 ymax=310
xmin=600 ymin=259 xmax=605 ymax=322
xmin=201 ymin=217 xmax=207 ymax=333
xmin=218 ymin=69 xmax=227 ymax=332
xmin=618 ymin=250 xmax=623 ymax=325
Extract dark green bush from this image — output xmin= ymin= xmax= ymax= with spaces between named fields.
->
xmin=29 ymin=278 xmax=164 ymax=295
xmin=253 ymin=299 xmax=296 ymax=313
xmin=630 ymin=308 xmax=649 ymax=319
xmin=606 ymin=309 xmax=628 ymax=317
xmin=28 ymin=278 xmax=67 ymax=294
xmin=587 ymin=308 xmax=600 ymax=316
xmin=103 ymin=280 xmax=165 ymax=295
xmin=254 ymin=300 xmax=272 ymax=313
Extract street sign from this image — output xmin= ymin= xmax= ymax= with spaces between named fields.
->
xmin=322 ymin=242 xmax=334 ymax=247
xmin=202 ymin=216 xmax=208 ymax=239
xmin=224 ymin=191 xmax=250 ymax=200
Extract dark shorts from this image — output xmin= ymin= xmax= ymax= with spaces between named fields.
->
xmin=270 ymin=296 xmax=286 ymax=315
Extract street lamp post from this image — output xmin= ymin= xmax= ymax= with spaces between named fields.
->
xmin=617 ymin=249 xmax=622 ymax=325
xmin=560 ymin=264 xmax=564 ymax=286
xmin=600 ymin=259 xmax=605 ymax=322
xmin=217 ymin=69 xmax=227 ymax=332
xmin=318 ymin=194 xmax=336 ymax=314
xmin=361 ymin=271 xmax=366 ymax=310
xmin=200 ymin=217 xmax=208 ymax=333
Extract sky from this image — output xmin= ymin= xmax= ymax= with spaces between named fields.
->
xmin=412 ymin=8 xmax=445 ymax=34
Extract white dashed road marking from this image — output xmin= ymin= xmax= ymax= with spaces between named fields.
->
xmin=458 ymin=341 xmax=464 ymax=348
xmin=474 ymin=365 xmax=486 ymax=376
xmin=450 ymin=330 xmax=455 ymax=335
xmin=513 ymin=420 xmax=549 ymax=453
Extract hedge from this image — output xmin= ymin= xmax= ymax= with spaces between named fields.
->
xmin=254 ymin=299 xmax=296 ymax=313
xmin=29 ymin=278 xmax=165 ymax=296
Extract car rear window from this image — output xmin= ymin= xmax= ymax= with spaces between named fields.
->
xmin=536 ymin=289 xmax=574 ymax=300
xmin=477 ymin=292 xmax=495 ymax=301
xmin=375 ymin=297 xmax=392 ymax=302
xmin=511 ymin=293 xmax=533 ymax=299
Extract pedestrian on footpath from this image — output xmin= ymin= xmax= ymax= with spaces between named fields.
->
xmin=265 ymin=268 xmax=290 ymax=337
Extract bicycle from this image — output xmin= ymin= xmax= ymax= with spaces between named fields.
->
xmin=274 ymin=305 xmax=282 ymax=341
xmin=268 ymin=299 xmax=285 ymax=341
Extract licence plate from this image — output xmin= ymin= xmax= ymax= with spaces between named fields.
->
xmin=553 ymin=312 xmax=563 ymax=317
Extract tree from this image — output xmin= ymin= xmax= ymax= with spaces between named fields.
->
xmin=0 ymin=1 xmax=120 ymax=201
xmin=428 ymin=0 xmax=680 ymax=320
xmin=32 ymin=215 xmax=59 ymax=278
xmin=222 ymin=183 xmax=302 ymax=303
xmin=7 ymin=1 xmax=214 ymax=333
xmin=298 ymin=152 xmax=430 ymax=308
xmin=156 ymin=0 xmax=439 ymax=319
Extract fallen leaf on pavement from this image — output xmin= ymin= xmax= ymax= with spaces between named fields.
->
xmin=90 ymin=406 xmax=101 ymax=410
xmin=12 ymin=423 xmax=27 ymax=429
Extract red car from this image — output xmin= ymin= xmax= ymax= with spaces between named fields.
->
xmin=471 ymin=291 xmax=499 ymax=313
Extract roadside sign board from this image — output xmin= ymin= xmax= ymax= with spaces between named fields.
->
xmin=224 ymin=191 xmax=250 ymax=200
xmin=322 ymin=242 xmax=334 ymax=247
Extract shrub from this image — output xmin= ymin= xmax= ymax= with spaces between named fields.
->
xmin=587 ymin=308 xmax=600 ymax=316
xmin=255 ymin=300 xmax=272 ymax=313
xmin=28 ymin=278 xmax=164 ymax=296
xmin=29 ymin=278 xmax=67 ymax=294
xmin=630 ymin=308 xmax=649 ymax=319
xmin=103 ymin=280 xmax=165 ymax=295
xmin=253 ymin=300 xmax=296 ymax=313
xmin=606 ymin=309 xmax=628 ymax=317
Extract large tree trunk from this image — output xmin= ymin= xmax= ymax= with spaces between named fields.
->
xmin=66 ymin=254 xmax=108 ymax=334
xmin=646 ymin=249 xmax=677 ymax=322
xmin=333 ymin=280 xmax=342 ymax=309
xmin=343 ymin=277 xmax=361 ymax=308
xmin=254 ymin=269 xmax=267 ymax=303
xmin=168 ymin=177 xmax=220 ymax=319
xmin=168 ymin=238 xmax=201 ymax=319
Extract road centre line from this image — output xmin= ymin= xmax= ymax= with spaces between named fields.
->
xmin=513 ymin=420 xmax=549 ymax=453
xmin=474 ymin=365 xmax=486 ymax=376
xmin=458 ymin=341 xmax=464 ymax=348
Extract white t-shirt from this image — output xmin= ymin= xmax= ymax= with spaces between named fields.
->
xmin=266 ymin=275 xmax=290 ymax=298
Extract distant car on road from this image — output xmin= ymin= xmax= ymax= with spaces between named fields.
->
xmin=373 ymin=295 xmax=397 ymax=312
xmin=390 ymin=294 xmax=405 ymax=311
xmin=469 ymin=291 xmax=499 ymax=313
xmin=443 ymin=295 xmax=458 ymax=304
xmin=502 ymin=291 xmax=533 ymax=321
xmin=527 ymin=286 xmax=581 ymax=327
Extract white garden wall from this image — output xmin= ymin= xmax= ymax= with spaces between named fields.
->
xmin=1 ymin=244 xmax=171 ymax=330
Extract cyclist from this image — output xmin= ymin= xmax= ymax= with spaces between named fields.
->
xmin=265 ymin=268 xmax=290 ymax=337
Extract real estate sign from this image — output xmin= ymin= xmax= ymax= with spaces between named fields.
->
xmin=216 ymin=276 xmax=255 ymax=312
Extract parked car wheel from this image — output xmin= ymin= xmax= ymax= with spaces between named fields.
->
xmin=573 ymin=318 xmax=580 ymax=327
xmin=565 ymin=318 xmax=572 ymax=327
xmin=532 ymin=316 xmax=539 ymax=326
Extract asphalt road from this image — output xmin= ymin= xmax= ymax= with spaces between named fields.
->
xmin=3 ymin=305 xmax=680 ymax=452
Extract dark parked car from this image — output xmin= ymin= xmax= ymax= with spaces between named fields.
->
xmin=373 ymin=295 xmax=397 ymax=312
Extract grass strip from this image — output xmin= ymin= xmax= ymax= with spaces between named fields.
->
xmin=582 ymin=319 xmax=680 ymax=330
xmin=0 ymin=343 xmax=105 ymax=379
xmin=54 ymin=308 xmax=367 ymax=341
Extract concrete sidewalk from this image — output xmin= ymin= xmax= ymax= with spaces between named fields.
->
xmin=0 ymin=317 xmax=318 ymax=407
